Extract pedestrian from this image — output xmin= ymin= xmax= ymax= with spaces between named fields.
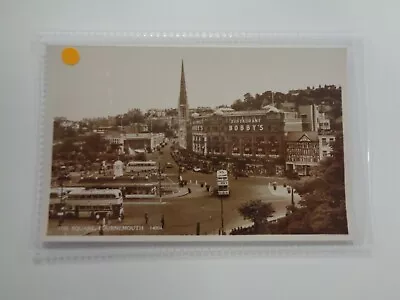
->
xmin=58 ymin=207 xmax=65 ymax=226
xmin=99 ymin=225 xmax=104 ymax=236
xmin=119 ymin=205 xmax=124 ymax=221
xmin=160 ymin=214 xmax=165 ymax=229
xmin=144 ymin=212 xmax=149 ymax=225
xmin=188 ymin=187 xmax=191 ymax=194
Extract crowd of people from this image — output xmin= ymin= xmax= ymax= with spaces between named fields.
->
xmin=229 ymin=225 xmax=255 ymax=235
xmin=170 ymin=146 xmax=285 ymax=178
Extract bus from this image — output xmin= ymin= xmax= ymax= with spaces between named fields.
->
xmin=125 ymin=161 xmax=157 ymax=174
xmin=216 ymin=169 xmax=230 ymax=196
xmin=216 ymin=170 xmax=228 ymax=181
xmin=63 ymin=189 xmax=123 ymax=219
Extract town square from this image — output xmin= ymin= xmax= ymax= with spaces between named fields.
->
xmin=46 ymin=46 xmax=348 ymax=237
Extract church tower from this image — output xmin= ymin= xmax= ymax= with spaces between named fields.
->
xmin=178 ymin=60 xmax=189 ymax=149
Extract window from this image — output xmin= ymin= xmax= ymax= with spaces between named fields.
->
xmin=323 ymin=150 xmax=327 ymax=157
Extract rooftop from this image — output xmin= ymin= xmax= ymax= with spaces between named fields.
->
xmin=261 ymin=105 xmax=283 ymax=113
xmin=286 ymin=131 xmax=319 ymax=142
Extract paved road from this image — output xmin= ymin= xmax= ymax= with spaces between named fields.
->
xmin=47 ymin=143 xmax=302 ymax=236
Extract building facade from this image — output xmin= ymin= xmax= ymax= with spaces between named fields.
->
xmin=298 ymin=104 xmax=331 ymax=132
xmin=191 ymin=106 xmax=303 ymax=161
xmin=285 ymin=132 xmax=320 ymax=176
xmin=105 ymin=132 xmax=165 ymax=154
xmin=298 ymin=104 xmax=318 ymax=131
xmin=177 ymin=60 xmax=189 ymax=149
xmin=318 ymin=133 xmax=336 ymax=160
xmin=104 ymin=132 xmax=125 ymax=154
xmin=317 ymin=112 xmax=331 ymax=131
xmin=124 ymin=133 xmax=165 ymax=153
xmin=188 ymin=97 xmax=338 ymax=176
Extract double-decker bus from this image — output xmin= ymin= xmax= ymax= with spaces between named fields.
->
xmin=125 ymin=161 xmax=157 ymax=173
xmin=216 ymin=169 xmax=230 ymax=196
xmin=64 ymin=189 xmax=123 ymax=219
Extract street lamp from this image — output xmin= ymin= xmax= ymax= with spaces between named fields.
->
xmin=58 ymin=166 xmax=67 ymax=205
xmin=158 ymin=161 xmax=164 ymax=203
xmin=178 ymin=162 xmax=181 ymax=183
xmin=220 ymin=194 xmax=225 ymax=235
xmin=291 ymin=187 xmax=295 ymax=207
xmin=157 ymin=149 xmax=164 ymax=204
xmin=57 ymin=169 xmax=67 ymax=225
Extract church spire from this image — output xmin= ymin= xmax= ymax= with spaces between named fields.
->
xmin=179 ymin=60 xmax=187 ymax=106
xmin=177 ymin=60 xmax=189 ymax=149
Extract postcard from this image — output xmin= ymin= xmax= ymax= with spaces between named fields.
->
xmin=41 ymin=44 xmax=350 ymax=242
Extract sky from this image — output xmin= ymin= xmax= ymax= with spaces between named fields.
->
xmin=47 ymin=45 xmax=347 ymax=121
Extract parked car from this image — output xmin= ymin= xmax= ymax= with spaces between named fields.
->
xmin=193 ymin=167 xmax=201 ymax=172
xmin=166 ymin=162 xmax=173 ymax=168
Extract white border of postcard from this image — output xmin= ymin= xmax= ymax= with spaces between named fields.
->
xmin=35 ymin=32 xmax=367 ymax=245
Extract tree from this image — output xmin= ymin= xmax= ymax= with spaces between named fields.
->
xmin=134 ymin=152 xmax=147 ymax=161
xmin=149 ymin=120 xmax=168 ymax=133
xmin=229 ymin=85 xmax=342 ymax=112
xmin=82 ymin=133 xmax=108 ymax=153
xmin=243 ymin=92 xmax=254 ymax=103
xmin=108 ymin=143 xmax=120 ymax=154
xmin=53 ymin=118 xmax=78 ymax=141
xmin=115 ymin=109 xmax=145 ymax=127
xmin=126 ymin=108 xmax=145 ymax=124
xmin=115 ymin=114 xmax=129 ymax=127
xmin=282 ymin=132 xmax=347 ymax=234
xmin=165 ymin=108 xmax=178 ymax=117
xmin=231 ymin=99 xmax=246 ymax=111
xmin=238 ymin=200 xmax=275 ymax=233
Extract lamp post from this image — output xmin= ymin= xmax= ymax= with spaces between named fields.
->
xmin=58 ymin=166 xmax=67 ymax=205
xmin=220 ymin=195 xmax=225 ymax=235
xmin=291 ymin=187 xmax=295 ymax=207
xmin=58 ymin=175 xmax=65 ymax=221
xmin=158 ymin=160 xmax=162 ymax=203
xmin=178 ymin=162 xmax=181 ymax=183
xmin=57 ymin=170 xmax=67 ymax=225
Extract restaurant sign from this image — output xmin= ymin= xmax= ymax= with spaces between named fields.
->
xmin=228 ymin=124 xmax=264 ymax=132
xmin=228 ymin=116 xmax=264 ymax=132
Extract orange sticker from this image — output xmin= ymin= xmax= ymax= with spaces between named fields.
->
xmin=62 ymin=47 xmax=80 ymax=65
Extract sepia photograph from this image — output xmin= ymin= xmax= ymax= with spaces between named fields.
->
xmin=43 ymin=44 xmax=349 ymax=241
